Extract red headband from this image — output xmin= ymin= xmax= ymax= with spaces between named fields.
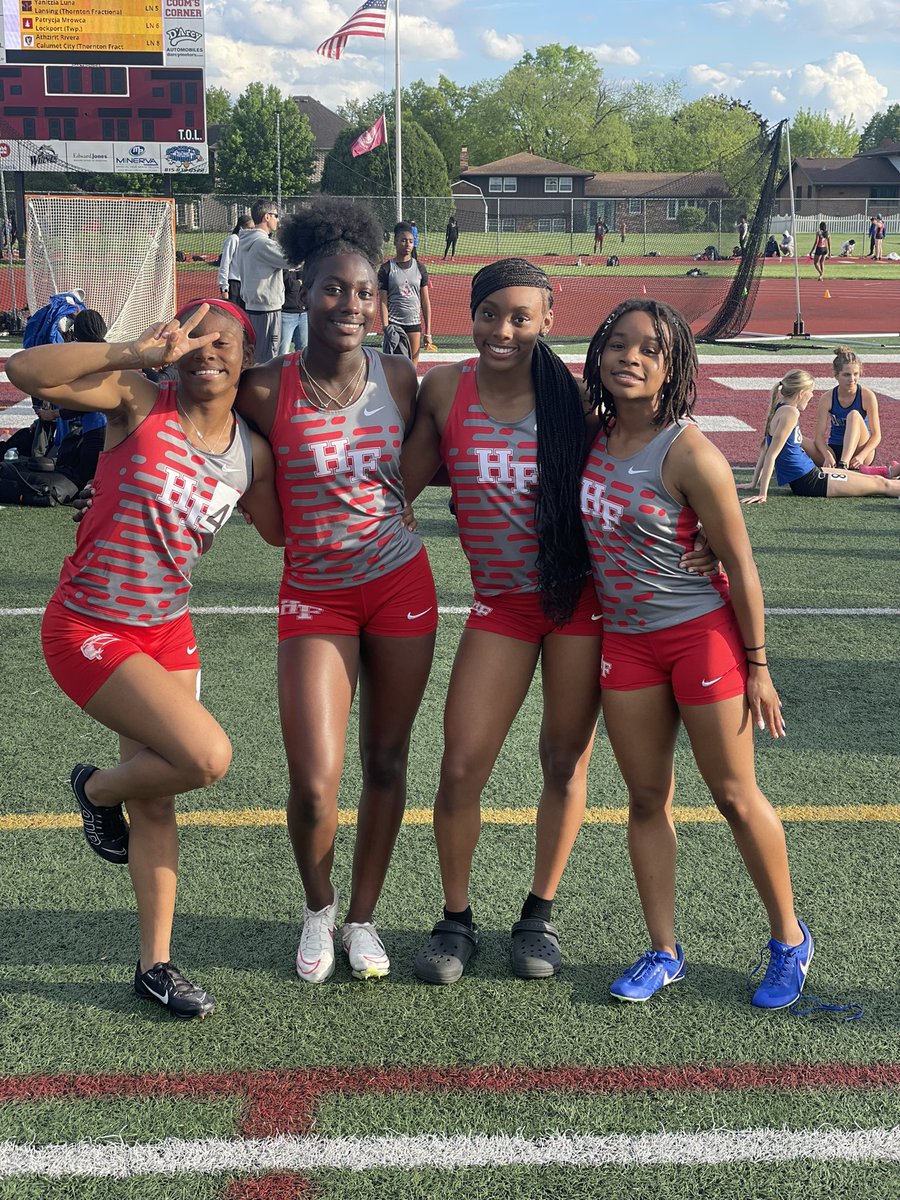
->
xmin=174 ymin=297 xmax=256 ymax=347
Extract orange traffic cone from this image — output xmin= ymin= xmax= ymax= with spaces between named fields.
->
xmin=824 ymin=289 xmax=831 ymax=299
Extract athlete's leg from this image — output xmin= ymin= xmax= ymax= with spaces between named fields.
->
xmin=839 ymin=409 xmax=875 ymax=466
xmin=601 ymin=685 xmax=679 ymax=955
xmin=119 ymin=669 xmax=200 ymax=973
xmin=407 ymin=330 xmax=422 ymax=364
xmin=531 ymin=633 xmax=603 ymax=900
xmin=435 ymin=629 xmax=541 ymax=912
xmin=801 ymin=436 xmax=830 ymax=466
xmin=679 ymin=694 xmax=802 ymax=945
xmin=278 ymin=635 xmax=359 ymax=911
xmin=83 ymin=655 xmax=232 ymax=806
xmin=346 ymin=630 xmax=436 ymax=923
xmin=825 ymin=471 xmax=900 ymax=497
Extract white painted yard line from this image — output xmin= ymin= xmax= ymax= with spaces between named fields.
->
xmin=3 ymin=1127 xmax=900 ymax=1177
xmin=417 ymin=353 xmax=900 ymax=367
xmin=1 ymin=605 xmax=899 ymax=618
xmin=710 ymin=375 xmax=900 ymax=399
xmin=0 ymin=397 xmax=37 ymax=428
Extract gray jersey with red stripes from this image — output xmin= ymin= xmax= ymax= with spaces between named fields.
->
xmin=273 ymin=349 xmax=421 ymax=591
xmin=57 ymin=382 xmax=254 ymax=624
xmin=580 ymin=421 xmax=729 ymax=632
xmin=441 ymin=358 xmax=540 ymax=595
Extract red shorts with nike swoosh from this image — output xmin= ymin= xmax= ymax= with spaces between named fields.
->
xmin=42 ymin=592 xmax=199 ymax=709
xmin=278 ymin=546 xmax=438 ymax=641
xmin=599 ymin=605 xmax=747 ymax=705
xmin=465 ymin=579 xmax=602 ymax=644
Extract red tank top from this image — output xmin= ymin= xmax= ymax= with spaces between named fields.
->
xmin=56 ymin=382 xmax=253 ymax=624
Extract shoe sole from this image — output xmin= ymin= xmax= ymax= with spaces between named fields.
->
xmin=351 ymin=964 xmax=390 ymax=981
xmin=296 ymin=959 xmax=335 ymax=984
xmin=610 ymin=971 xmax=685 ymax=1003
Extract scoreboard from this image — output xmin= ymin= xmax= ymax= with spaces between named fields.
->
xmin=0 ymin=0 xmax=207 ymax=173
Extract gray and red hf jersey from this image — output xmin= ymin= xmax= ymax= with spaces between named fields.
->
xmin=57 ymin=381 xmax=254 ymax=625
xmin=580 ymin=422 xmax=729 ymax=633
xmin=441 ymin=359 xmax=540 ymax=596
xmin=272 ymin=349 xmax=420 ymax=591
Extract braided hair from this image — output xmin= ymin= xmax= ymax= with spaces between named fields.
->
xmin=277 ymin=198 xmax=383 ymax=284
xmin=470 ymin=259 xmax=589 ymax=625
xmin=583 ymin=298 xmax=698 ymax=435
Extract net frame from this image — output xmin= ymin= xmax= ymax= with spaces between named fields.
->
xmin=25 ymin=195 xmax=177 ymax=341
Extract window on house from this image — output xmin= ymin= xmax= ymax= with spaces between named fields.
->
xmin=667 ymin=200 xmax=679 ymax=220
xmin=559 ymin=177 xmax=572 ymax=193
xmin=629 ymin=198 xmax=642 ymax=214
xmin=503 ymin=177 xmax=517 ymax=192
xmin=489 ymin=176 xmax=503 ymax=193
xmin=544 ymin=177 xmax=558 ymax=193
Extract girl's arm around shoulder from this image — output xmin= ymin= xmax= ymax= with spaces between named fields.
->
xmin=237 ymin=430 xmax=284 ymax=546
xmin=235 ymin=359 xmax=283 ymax=437
xmin=400 ymin=362 xmax=459 ymax=503
xmin=379 ymin=351 xmax=418 ymax=426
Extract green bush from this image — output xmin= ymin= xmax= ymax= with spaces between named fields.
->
xmin=676 ymin=205 xmax=707 ymax=232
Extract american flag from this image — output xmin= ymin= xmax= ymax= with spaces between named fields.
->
xmin=316 ymin=0 xmax=388 ymax=60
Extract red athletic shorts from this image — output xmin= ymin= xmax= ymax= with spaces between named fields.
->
xmin=465 ymin=579 xmax=603 ymax=644
xmin=599 ymin=605 xmax=747 ymax=705
xmin=278 ymin=546 xmax=438 ymax=641
xmin=42 ymin=593 xmax=200 ymax=709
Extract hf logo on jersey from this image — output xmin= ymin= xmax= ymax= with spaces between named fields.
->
xmin=80 ymin=633 xmax=120 ymax=661
xmin=580 ymin=479 xmax=625 ymax=531
xmin=474 ymin=448 xmax=537 ymax=495
xmin=279 ymin=600 xmax=325 ymax=620
xmin=600 ymin=657 xmax=612 ymax=679
xmin=470 ymin=600 xmax=493 ymax=617
xmin=159 ymin=468 xmax=241 ymax=534
xmin=312 ymin=439 xmax=382 ymax=484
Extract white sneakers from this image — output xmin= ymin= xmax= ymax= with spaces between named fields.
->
xmin=296 ymin=888 xmax=339 ymax=984
xmin=295 ymin=888 xmax=390 ymax=983
xmin=341 ymin=922 xmax=390 ymax=980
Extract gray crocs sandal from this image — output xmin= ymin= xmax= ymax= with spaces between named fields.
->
xmin=414 ymin=919 xmax=480 ymax=985
xmin=510 ymin=918 xmax=561 ymax=979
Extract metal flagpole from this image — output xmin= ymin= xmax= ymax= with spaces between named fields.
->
xmin=394 ymin=0 xmax=402 ymax=220
xmin=784 ymin=121 xmax=804 ymax=336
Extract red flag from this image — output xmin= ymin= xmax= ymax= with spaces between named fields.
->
xmin=350 ymin=114 xmax=387 ymax=158
xmin=317 ymin=0 xmax=387 ymax=60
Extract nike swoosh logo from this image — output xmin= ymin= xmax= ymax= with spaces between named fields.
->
xmin=627 ymin=467 xmax=649 ymax=475
xmin=363 ymin=406 xmax=385 ymax=417
xmin=663 ymin=968 xmax=681 ymax=985
xmin=591 ymin=614 xmax=603 ymax=621
xmin=407 ymin=607 xmax=433 ymax=620
xmin=186 ymin=645 xmax=198 ymax=655
xmin=701 ymin=675 xmax=724 ymax=687
xmin=142 ymin=984 xmax=169 ymax=1004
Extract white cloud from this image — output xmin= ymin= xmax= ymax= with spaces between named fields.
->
xmin=588 ymin=43 xmax=641 ymax=66
xmin=706 ymin=0 xmax=789 ymax=19
xmin=798 ymin=52 xmax=888 ymax=122
xmin=481 ymin=29 xmax=525 ymax=60
xmin=399 ymin=15 xmax=461 ymax=60
xmin=687 ymin=63 xmax=742 ymax=91
xmin=770 ymin=87 xmax=786 ymax=104
xmin=796 ymin=0 xmax=900 ymax=36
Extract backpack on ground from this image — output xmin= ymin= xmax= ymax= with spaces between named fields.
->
xmin=606 ymin=255 xmax=620 ymax=267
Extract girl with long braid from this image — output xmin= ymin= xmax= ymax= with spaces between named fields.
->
xmin=581 ymin=298 xmax=812 ymax=1009
xmin=237 ymin=199 xmax=437 ymax=985
xmin=404 ymin=262 xmax=713 ymax=984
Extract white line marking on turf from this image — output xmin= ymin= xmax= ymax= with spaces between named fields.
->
xmin=1 ymin=606 xmax=899 ymax=618
xmin=3 ymin=1127 xmax=900 ymax=1177
xmin=710 ymin=375 xmax=900 ymax=399
xmin=694 ymin=416 xmax=755 ymax=432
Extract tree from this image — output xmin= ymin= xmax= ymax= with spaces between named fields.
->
xmin=859 ymin=104 xmax=900 ymax=152
xmin=321 ymin=119 xmax=450 ymax=199
xmin=404 ymin=76 xmax=482 ymax=176
xmin=624 ymin=80 xmax=684 ymax=171
xmin=464 ymin=45 xmax=634 ymax=171
xmin=206 ymin=86 xmax=233 ymax=127
xmin=215 ymin=83 xmax=315 ymax=196
xmin=669 ymin=96 xmax=767 ymax=173
xmin=788 ymin=108 xmax=858 ymax=158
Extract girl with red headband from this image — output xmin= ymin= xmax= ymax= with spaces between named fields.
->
xmin=9 ymin=300 xmax=283 ymax=1019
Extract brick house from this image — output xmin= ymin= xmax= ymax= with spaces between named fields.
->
xmin=291 ymin=95 xmax=349 ymax=184
xmin=775 ymin=142 xmax=900 ymax=218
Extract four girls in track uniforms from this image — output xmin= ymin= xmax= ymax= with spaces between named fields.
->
xmin=10 ymin=300 xmax=283 ymax=1018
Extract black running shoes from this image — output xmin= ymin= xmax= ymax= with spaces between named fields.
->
xmin=134 ymin=961 xmax=216 ymax=1019
xmin=71 ymin=763 xmax=129 ymax=864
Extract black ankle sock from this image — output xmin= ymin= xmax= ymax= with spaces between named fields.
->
xmin=520 ymin=892 xmax=553 ymax=922
xmin=443 ymin=905 xmax=473 ymax=927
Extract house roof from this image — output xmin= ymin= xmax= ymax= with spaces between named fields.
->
xmin=585 ymin=172 xmax=730 ymax=198
xmin=856 ymin=140 xmax=900 ymax=158
xmin=459 ymin=152 xmax=593 ymax=178
xmin=291 ymin=95 xmax=348 ymax=148
xmin=783 ymin=156 xmax=900 ymax=187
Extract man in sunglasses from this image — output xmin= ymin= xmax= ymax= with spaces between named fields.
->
xmin=234 ymin=198 xmax=289 ymax=362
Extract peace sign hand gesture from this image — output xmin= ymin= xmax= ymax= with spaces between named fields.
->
xmin=130 ymin=304 xmax=216 ymax=369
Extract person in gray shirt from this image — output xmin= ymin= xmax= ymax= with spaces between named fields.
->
xmin=234 ymin=199 xmax=287 ymax=362
xmin=378 ymin=221 xmax=432 ymax=364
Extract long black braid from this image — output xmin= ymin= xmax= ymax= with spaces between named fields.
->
xmin=583 ymin=298 xmax=698 ymax=436
xmin=470 ymin=259 xmax=589 ymax=626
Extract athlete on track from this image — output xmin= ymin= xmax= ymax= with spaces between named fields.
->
xmin=237 ymin=198 xmax=437 ymax=985
xmin=9 ymin=300 xmax=283 ymax=1018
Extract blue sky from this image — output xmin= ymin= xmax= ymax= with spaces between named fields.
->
xmin=204 ymin=0 xmax=899 ymax=131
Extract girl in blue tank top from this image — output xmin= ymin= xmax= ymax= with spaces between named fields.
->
xmin=745 ymin=368 xmax=900 ymax=501
xmin=582 ymin=298 xmax=812 ymax=1012
xmin=814 ymin=347 xmax=881 ymax=469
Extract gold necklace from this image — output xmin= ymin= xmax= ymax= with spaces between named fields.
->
xmin=176 ymin=400 xmax=234 ymax=454
xmin=300 ymin=353 xmax=367 ymax=411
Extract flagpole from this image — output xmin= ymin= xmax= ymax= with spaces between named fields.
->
xmin=394 ymin=0 xmax=402 ymax=221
